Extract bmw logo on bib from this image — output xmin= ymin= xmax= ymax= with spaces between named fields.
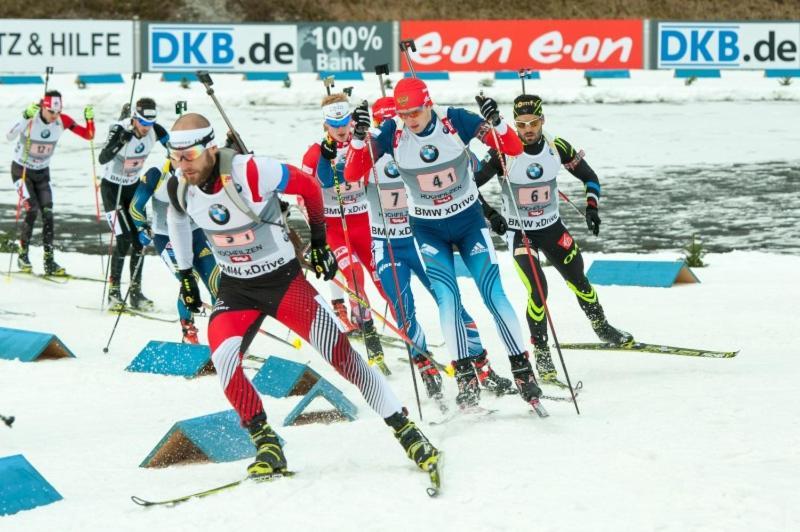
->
xmin=526 ymin=163 xmax=544 ymax=180
xmin=209 ymin=204 xmax=230 ymax=225
xmin=384 ymin=160 xmax=400 ymax=178
xmin=420 ymin=145 xmax=439 ymax=163
xmin=135 ymin=143 xmax=146 ymax=154
xmin=40 ymin=129 xmax=51 ymax=139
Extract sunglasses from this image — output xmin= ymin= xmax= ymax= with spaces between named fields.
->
xmin=398 ymin=106 xmax=425 ymax=119
xmin=168 ymin=144 xmax=207 ymax=163
xmin=325 ymin=115 xmax=352 ymax=128
xmin=136 ymin=116 xmax=155 ymax=127
xmin=515 ymin=117 xmax=542 ymax=129
xmin=42 ymin=107 xmax=61 ymax=114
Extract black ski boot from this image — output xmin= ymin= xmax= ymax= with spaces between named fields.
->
xmin=363 ymin=319 xmax=390 ymax=375
xmin=386 ymin=412 xmax=439 ymax=472
xmin=592 ymin=319 xmax=633 ymax=345
xmin=17 ymin=243 xmax=32 ymax=273
xmin=414 ymin=354 xmax=443 ymax=398
xmin=453 ymin=358 xmax=480 ymax=409
xmin=129 ymin=283 xmax=155 ymax=311
xmin=43 ymin=250 xmax=66 ymax=276
xmin=472 ymin=351 xmax=514 ymax=396
xmin=246 ymin=414 xmax=287 ymax=478
xmin=533 ymin=344 xmax=558 ymax=382
xmin=509 ymin=353 xmax=543 ymax=403
xmin=107 ymin=281 xmax=124 ymax=311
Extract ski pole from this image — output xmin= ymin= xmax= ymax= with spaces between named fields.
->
xmin=481 ymin=95 xmax=580 ymax=413
xmin=374 ymin=64 xmax=389 ymax=98
xmin=43 ymin=66 xmax=53 ymax=94
xmin=399 ymin=40 xmax=417 ymax=78
xmin=101 ymin=72 xmax=141 ymax=307
xmin=89 ymin=138 xmax=106 ymax=276
xmin=196 ymin=71 xmax=248 ymax=154
xmin=102 ymin=245 xmax=147 ymax=353
xmin=1 ymin=414 xmax=14 ymax=428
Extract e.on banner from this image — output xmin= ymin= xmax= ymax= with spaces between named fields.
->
xmin=400 ymin=20 xmax=643 ymax=71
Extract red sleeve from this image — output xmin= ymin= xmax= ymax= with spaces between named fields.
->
xmin=344 ymin=140 xmax=374 ymax=183
xmin=61 ymin=114 xmax=95 ymax=140
xmin=301 ymin=144 xmax=320 ymax=178
xmin=283 ymin=164 xmax=324 ymax=228
xmin=483 ymin=124 xmax=522 ymax=156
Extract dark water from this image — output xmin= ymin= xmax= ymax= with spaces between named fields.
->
xmin=2 ymin=160 xmax=798 ymax=255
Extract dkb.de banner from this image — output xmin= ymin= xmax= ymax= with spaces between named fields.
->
xmin=296 ymin=22 xmax=393 ymax=72
xmin=0 ymin=19 xmax=133 ymax=73
xmin=400 ymin=19 xmax=644 ymax=71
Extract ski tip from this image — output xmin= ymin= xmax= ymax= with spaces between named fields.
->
xmin=426 ymin=452 xmax=443 ymax=497
xmin=130 ymin=495 xmax=151 ymax=507
xmin=291 ymin=338 xmax=302 ymax=349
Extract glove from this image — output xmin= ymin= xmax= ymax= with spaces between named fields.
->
xmin=23 ymin=102 xmax=40 ymax=119
xmin=309 ymin=244 xmax=338 ymax=281
xmin=84 ymin=105 xmax=94 ymax=121
xmin=488 ymin=209 xmax=508 ymax=235
xmin=585 ymin=205 xmax=601 ymax=236
xmin=352 ymin=102 xmax=370 ymax=141
xmin=118 ymin=102 xmax=131 ymax=120
xmin=279 ymin=199 xmax=290 ymax=214
xmin=178 ymin=269 xmax=202 ymax=313
xmin=320 ymin=137 xmax=337 ymax=161
xmin=475 ymin=95 xmax=501 ymax=126
xmin=121 ymin=124 xmax=135 ymax=143
xmin=137 ymin=225 xmax=153 ymax=247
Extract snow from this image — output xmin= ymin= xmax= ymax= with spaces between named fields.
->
xmin=1 ymin=70 xmax=799 ymax=530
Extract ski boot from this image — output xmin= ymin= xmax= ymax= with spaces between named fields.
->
xmin=472 ymin=351 xmax=514 ymax=396
xmin=129 ymin=283 xmax=155 ymax=312
xmin=414 ymin=354 xmax=443 ymax=399
xmin=509 ymin=353 xmax=547 ymax=417
xmin=592 ymin=319 xmax=633 ymax=346
xmin=43 ymin=250 xmax=66 ymax=277
xmin=246 ymin=414 xmax=288 ymax=479
xmin=453 ymin=358 xmax=480 ymax=409
xmin=107 ymin=282 xmax=124 ymax=311
xmin=332 ymin=298 xmax=357 ymax=333
xmin=363 ymin=319 xmax=390 ymax=375
xmin=17 ymin=244 xmax=32 ymax=273
xmin=181 ymin=319 xmax=199 ymax=344
xmin=386 ymin=412 xmax=440 ymax=472
xmin=533 ymin=344 xmax=558 ymax=383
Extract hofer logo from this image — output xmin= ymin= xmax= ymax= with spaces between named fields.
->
xmin=658 ymin=22 xmax=800 ymax=68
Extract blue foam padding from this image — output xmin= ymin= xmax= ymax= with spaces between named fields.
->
xmin=283 ymin=378 xmax=358 ymax=426
xmin=251 ymin=356 xmax=319 ymax=398
xmin=140 ymin=409 xmax=284 ymax=467
xmin=319 ymin=71 xmax=364 ymax=81
xmin=76 ymin=73 xmax=124 ymax=84
xmin=0 ymin=76 xmax=44 ymax=85
xmin=0 ymin=326 xmax=75 ymax=361
xmin=765 ymin=69 xmax=800 ymax=78
xmin=674 ymin=69 xmax=721 ymax=78
xmin=161 ymin=72 xmax=198 ymax=82
xmin=404 ymin=71 xmax=449 ymax=80
xmin=495 ymin=70 xmax=540 ymax=80
xmin=0 ymin=454 xmax=63 ymax=516
xmin=587 ymin=260 xmax=699 ymax=288
xmin=584 ymin=69 xmax=630 ymax=79
xmin=243 ymin=72 xmax=290 ymax=81
xmin=126 ymin=341 xmax=213 ymax=378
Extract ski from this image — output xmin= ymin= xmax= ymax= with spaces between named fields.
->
xmin=559 ymin=341 xmax=738 ymax=359
xmin=12 ymin=271 xmax=69 ymax=284
xmin=0 ymin=308 xmax=36 ymax=317
xmin=426 ymin=451 xmax=444 ymax=497
xmin=63 ymin=274 xmax=105 ymax=283
xmin=429 ymin=407 xmax=498 ymax=426
xmin=528 ymin=398 xmax=549 ymax=418
xmin=131 ymin=471 xmax=295 ymax=507
xmin=76 ymin=305 xmax=179 ymax=324
xmin=539 ymin=380 xmax=582 ymax=403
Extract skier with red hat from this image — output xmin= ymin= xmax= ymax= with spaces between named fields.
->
xmin=345 ymin=78 xmax=545 ymax=412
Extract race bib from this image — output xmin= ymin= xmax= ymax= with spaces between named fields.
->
xmin=124 ymin=157 xmax=146 ymax=176
xmin=416 ymin=167 xmax=457 ymax=192
xmin=212 ymin=229 xmax=256 ymax=247
xmin=518 ymin=186 xmax=551 ymax=206
xmin=379 ymin=188 xmax=407 ymax=210
xmin=29 ymin=142 xmax=54 ymax=158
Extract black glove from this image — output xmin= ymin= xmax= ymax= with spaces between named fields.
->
xmin=320 ymin=137 xmax=337 ymax=160
xmin=309 ymin=244 xmax=337 ymax=281
xmin=178 ymin=268 xmax=202 ymax=313
xmin=585 ymin=205 xmax=601 ymax=236
xmin=352 ymin=102 xmax=371 ymax=141
xmin=279 ymin=199 xmax=290 ymax=214
xmin=475 ymin=95 xmax=501 ymax=126
xmin=488 ymin=209 xmax=508 ymax=235
xmin=120 ymin=125 xmax=135 ymax=143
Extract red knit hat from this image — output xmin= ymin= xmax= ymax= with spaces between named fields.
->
xmin=372 ymin=96 xmax=397 ymax=122
xmin=393 ymin=77 xmax=432 ymax=111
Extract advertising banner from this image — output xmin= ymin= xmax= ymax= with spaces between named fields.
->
xmin=147 ymin=23 xmax=297 ymax=72
xmin=399 ymin=20 xmax=643 ymax=71
xmin=656 ymin=21 xmax=800 ymax=69
xmin=0 ymin=19 xmax=133 ymax=73
xmin=296 ymin=22 xmax=393 ymax=72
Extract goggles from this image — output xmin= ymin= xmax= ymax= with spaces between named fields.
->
xmin=514 ymin=117 xmax=542 ymax=129
xmin=168 ymin=144 xmax=207 ymax=163
xmin=325 ymin=114 xmax=352 ymax=128
xmin=135 ymin=115 xmax=155 ymax=127
xmin=397 ymin=106 xmax=425 ymax=120
xmin=167 ymin=126 xmax=215 ymax=163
